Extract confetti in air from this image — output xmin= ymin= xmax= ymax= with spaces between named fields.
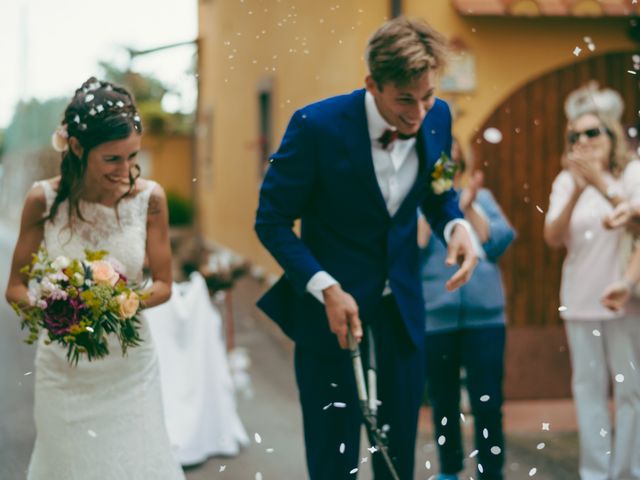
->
xmin=483 ymin=127 xmax=503 ymax=144
xmin=88 ymin=430 xmax=97 ymax=438
xmin=368 ymin=446 xmax=378 ymax=453
xmin=592 ymin=329 xmax=601 ymax=337
xmin=615 ymin=374 xmax=625 ymax=383
xmin=542 ymin=423 xmax=550 ymax=431
xmin=441 ymin=417 xmax=448 ymax=426
xmin=323 ymin=403 xmax=333 ymax=410
xmin=460 ymin=413 xmax=466 ymax=423
xmin=573 ymin=46 xmax=582 ymax=56
xmin=254 ymin=433 xmax=262 ymax=444
xmin=255 ymin=473 xmax=263 ymax=480
xmin=24 ymin=371 xmax=32 ymax=376
xmin=339 ymin=443 xmax=346 ymax=454
xmin=438 ymin=435 xmax=446 ymax=445
xmin=266 ymin=448 xmax=274 ymax=453
xmin=470 ymin=449 xmax=479 ymax=458
xmin=558 ymin=306 xmax=567 ymax=312
xmin=537 ymin=442 xmax=545 ymax=450
xmin=219 ymin=465 xmax=226 ymax=472
xmin=425 ymin=460 xmax=432 ymax=469
xmin=483 ymin=428 xmax=489 ymax=439
xmin=491 ymin=446 xmax=502 ymax=455
xmin=536 ymin=205 xmax=544 ymax=214
xmin=480 ymin=395 xmax=490 ymax=402
xmin=529 ymin=467 xmax=537 ymax=476
xmin=333 ymin=402 xmax=347 ymax=408
xmin=600 ymin=428 xmax=608 ymax=437
xmin=350 ymin=468 xmax=359 ymax=474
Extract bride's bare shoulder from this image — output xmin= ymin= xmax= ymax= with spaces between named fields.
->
xmin=24 ymin=176 xmax=60 ymax=218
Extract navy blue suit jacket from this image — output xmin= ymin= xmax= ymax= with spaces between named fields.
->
xmin=255 ymin=89 xmax=463 ymax=354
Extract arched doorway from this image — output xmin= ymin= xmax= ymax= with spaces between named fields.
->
xmin=471 ymin=51 xmax=640 ymax=398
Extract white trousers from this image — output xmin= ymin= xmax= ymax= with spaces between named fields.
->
xmin=565 ymin=317 xmax=640 ymax=480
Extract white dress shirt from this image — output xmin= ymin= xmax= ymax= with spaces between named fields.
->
xmin=306 ymin=91 xmax=474 ymax=303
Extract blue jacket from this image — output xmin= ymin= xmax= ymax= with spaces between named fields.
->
xmin=255 ymin=89 xmax=464 ymax=354
xmin=421 ymin=189 xmax=515 ymax=333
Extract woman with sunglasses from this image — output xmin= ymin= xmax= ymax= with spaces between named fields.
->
xmin=544 ymin=84 xmax=640 ymax=480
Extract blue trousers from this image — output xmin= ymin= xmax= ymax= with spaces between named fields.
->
xmin=295 ymin=296 xmax=424 ymax=479
xmin=424 ymin=325 xmax=505 ymax=480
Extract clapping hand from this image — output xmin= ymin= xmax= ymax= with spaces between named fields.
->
xmin=458 ymin=170 xmax=484 ymax=212
xmin=444 ymin=224 xmax=478 ymax=291
xmin=601 ymin=280 xmax=632 ymax=312
xmin=566 ymin=151 xmax=603 ymax=190
xmin=603 ymin=202 xmax=633 ymax=230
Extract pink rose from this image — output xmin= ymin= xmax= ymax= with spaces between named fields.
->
xmin=117 ymin=292 xmax=140 ymax=319
xmin=91 ymin=260 xmax=120 ymax=286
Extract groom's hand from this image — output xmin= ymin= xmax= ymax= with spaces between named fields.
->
xmin=445 ymin=223 xmax=478 ymax=291
xmin=323 ymin=284 xmax=363 ymax=349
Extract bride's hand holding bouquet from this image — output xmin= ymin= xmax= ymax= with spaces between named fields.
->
xmin=12 ymin=248 xmax=146 ymax=365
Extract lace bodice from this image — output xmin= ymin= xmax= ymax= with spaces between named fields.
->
xmin=35 ymin=179 xmax=155 ymax=283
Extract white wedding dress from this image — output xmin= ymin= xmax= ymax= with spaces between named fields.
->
xmin=146 ymin=272 xmax=249 ymax=465
xmin=28 ymin=179 xmax=185 ymax=480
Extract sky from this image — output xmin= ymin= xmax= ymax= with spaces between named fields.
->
xmin=0 ymin=0 xmax=198 ymax=129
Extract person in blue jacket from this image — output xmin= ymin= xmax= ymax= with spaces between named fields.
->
xmin=419 ymin=140 xmax=515 ymax=480
xmin=255 ymin=17 xmax=478 ymax=480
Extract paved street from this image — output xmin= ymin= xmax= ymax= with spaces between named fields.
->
xmin=0 ymin=221 xmax=579 ymax=479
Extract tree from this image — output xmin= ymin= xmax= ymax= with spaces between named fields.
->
xmin=99 ymin=61 xmax=194 ymax=135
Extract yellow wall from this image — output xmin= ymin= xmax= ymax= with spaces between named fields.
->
xmin=197 ymin=0 xmax=636 ymax=271
xmin=143 ymin=134 xmax=194 ymax=200
xmin=405 ymin=1 xmax=635 ymax=144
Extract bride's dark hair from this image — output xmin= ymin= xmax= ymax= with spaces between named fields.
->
xmin=45 ymin=77 xmax=143 ymax=223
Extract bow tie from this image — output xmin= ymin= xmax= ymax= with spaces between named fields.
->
xmin=377 ymin=129 xmax=416 ymax=149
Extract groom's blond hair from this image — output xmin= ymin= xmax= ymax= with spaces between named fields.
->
xmin=365 ymin=16 xmax=448 ymax=89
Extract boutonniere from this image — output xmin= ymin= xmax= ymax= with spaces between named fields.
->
xmin=431 ymin=151 xmax=458 ymax=195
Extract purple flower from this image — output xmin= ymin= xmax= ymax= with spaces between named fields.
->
xmin=42 ymin=298 xmax=86 ymax=336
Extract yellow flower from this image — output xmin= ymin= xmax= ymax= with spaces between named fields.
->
xmin=68 ymin=325 xmax=84 ymax=335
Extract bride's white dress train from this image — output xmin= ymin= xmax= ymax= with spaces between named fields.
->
xmin=28 ymin=179 xmax=184 ymax=480
xmin=146 ymin=272 xmax=249 ymax=465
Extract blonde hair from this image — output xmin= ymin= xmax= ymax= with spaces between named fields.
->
xmin=365 ymin=16 xmax=448 ymax=88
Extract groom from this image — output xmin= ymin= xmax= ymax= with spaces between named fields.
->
xmin=255 ymin=16 xmax=477 ymax=480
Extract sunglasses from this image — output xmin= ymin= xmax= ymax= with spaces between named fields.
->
xmin=567 ymin=126 xmax=606 ymax=145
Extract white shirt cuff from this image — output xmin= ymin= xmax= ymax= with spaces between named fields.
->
xmin=444 ymin=218 xmax=486 ymax=260
xmin=306 ymin=271 xmax=339 ymax=304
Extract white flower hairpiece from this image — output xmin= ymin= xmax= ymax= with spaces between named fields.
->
xmin=51 ymin=124 xmax=69 ymax=152
xmin=564 ymin=81 xmax=624 ymax=121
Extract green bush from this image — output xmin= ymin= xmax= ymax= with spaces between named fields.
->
xmin=166 ymin=191 xmax=194 ymax=226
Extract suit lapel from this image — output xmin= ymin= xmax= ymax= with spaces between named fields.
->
xmin=341 ymin=90 xmax=389 ymax=216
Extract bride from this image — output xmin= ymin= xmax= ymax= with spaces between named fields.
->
xmin=4 ymin=78 xmax=185 ymax=480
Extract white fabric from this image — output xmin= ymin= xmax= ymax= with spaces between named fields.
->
xmin=443 ymin=217 xmax=486 ymax=260
xmin=564 ymin=318 xmax=640 ymax=480
xmin=545 ymin=161 xmax=640 ymax=321
xmin=306 ymin=270 xmax=338 ymax=303
xmin=365 ymin=90 xmax=419 ymax=217
xmin=145 ymin=272 xmax=249 ymax=465
xmin=28 ymin=179 xmax=185 ymax=480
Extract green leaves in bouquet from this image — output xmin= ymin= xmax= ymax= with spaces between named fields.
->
xmin=64 ymin=311 xmax=142 ymax=366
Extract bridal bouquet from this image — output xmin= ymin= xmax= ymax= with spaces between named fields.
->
xmin=12 ymin=248 xmax=145 ymax=365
